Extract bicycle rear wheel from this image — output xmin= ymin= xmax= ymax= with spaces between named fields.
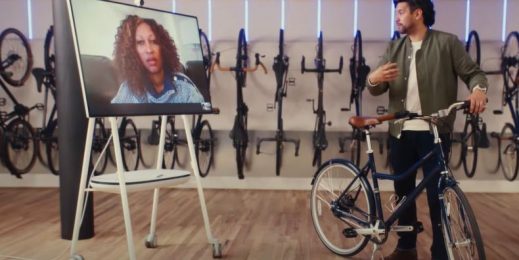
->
xmin=499 ymin=123 xmax=519 ymax=181
xmin=163 ymin=117 xmax=179 ymax=169
xmin=2 ymin=118 xmax=36 ymax=177
xmin=441 ymin=185 xmax=485 ymax=259
xmin=46 ymin=119 xmax=59 ymax=175
xmin=44 ymin=26 xmax=55 ymax=74
xmin=120 ymin=118 xmax=140 ymax=171
xmin=310 ymin=160 xmax=373 ymax=256
xmin=0 ymin=28 xmax=33 ymax=86
xmin=461 ymin=119 xmax=479 ymax=178
xmin=195 ymin=120 xmax=214 ymax=177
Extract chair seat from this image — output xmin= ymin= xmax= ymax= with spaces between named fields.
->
xmin=90 ymin=169 xmax=191 ymax=193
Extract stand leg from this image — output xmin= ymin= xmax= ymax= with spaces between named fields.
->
xmin=70 ymin=118 xmax=95 ymax=257
xmin=110 ymin=117 xmax=136 ymax=260
xmin=182 ymin=115 xmax=221 ymax=257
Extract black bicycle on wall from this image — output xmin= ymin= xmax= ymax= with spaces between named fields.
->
xmin=32 ymin=25 xmax=59 ymax=175
xmin=490 ymin=31 xmax=519 ymax=181
xmin=339 ymin=30 xmax=383 ymax=167
xmin=256 ymin=29 xmax=300 ymax=176
xmin=448 ymin=30 xmax=490 ymax=178
xmin=302 ymin=31 xmax=343 ymax=168
xmin=0 ymin=27 xmax=38 ymax=178
xmin=212 ymin=28 xmax=267 ymax=179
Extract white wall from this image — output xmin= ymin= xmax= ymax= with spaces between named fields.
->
xmin=0 ymin=0 xmax=517 ymax=185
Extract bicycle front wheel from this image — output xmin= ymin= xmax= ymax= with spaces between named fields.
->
xmin=441 ymin=185 xmax=485 ymax=260
xmin=2 ymin=118 xmax=36 ymax=177
xmin=0 ymin=28 xmax=33 ymax=86
xmin=311 ymin=160 xmax=373 ymax=256
xmin=195 ymin=120 xmax=214 ymax=177
xmin=461 ymin=119 xmax=479 ymax=178
xmin=499 ymin=123 xmax=519 ymax=181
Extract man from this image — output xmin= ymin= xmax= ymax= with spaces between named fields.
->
xmin=366 ymin=1 xmax=488 ymax=259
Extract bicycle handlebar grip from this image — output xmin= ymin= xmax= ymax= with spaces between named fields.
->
xmin=211 ymin=107 xmax=220 ymax=114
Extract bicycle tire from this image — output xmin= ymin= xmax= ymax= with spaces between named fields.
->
xmin=120 ymin=118 xmax=140 ymax=171
xmin=461 ymin=118 xmax=479 ymax=178
xmin=310 ymin=159 xmax=374 ymax=256
xmin=0 ymin=28 xmax=33 ymax=86
xmin=465 ymin=30 xmax=481 ymax=66
xmin=163 ymin=117 xmax=178 ymax=169
xmin=2 ymin=118 xmax=37 ymax=177
xmin=236 ymin=143 xmax=246 ymax=179
xmin=441 ymin=185 xmax=486 ymax=259
xmin=499 ymin=123 xmax=519 ymax=181
xmin=502 ymin=31 xmax=519 ymax=91
xmin=199 ymin=29 xmax=212 ymax=84
xmin=91 ymin=119 xmax=108 ymax=175
xmin=46 ymin=119 xmax=59 ymax=175
xmin=44 ymin=26 xmax=55 ymax=76
xmin=275 ymin=139 xmax=282 ymax=176
xmin=195 ymin=120 xmax=214 ymax=177
xmin=237 ymin=28 xmax=248 ymax=86
xmin=35 ymin=131 xmax=49 ymax=168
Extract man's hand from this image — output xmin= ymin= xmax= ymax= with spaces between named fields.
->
xmin=368 ymin=62 xmax=399 ymax=85
xmin=468 ymin=89 xmax=487 ymax=114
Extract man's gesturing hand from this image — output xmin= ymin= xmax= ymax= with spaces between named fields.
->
xmin=368 ymin=62 xmax=399 ymax=85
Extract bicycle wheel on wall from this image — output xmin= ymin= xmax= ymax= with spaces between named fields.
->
xmin=0 ymin=28 xmax=33 ymax=86
xmin=502 ymin=31 xmax=518 ymax=90
xmin=441 ymin=185 xmax=486 ymax=259
xmin=2 ymin=118 xmax=36 ymax=177
xmin=46 ymin=119 xmax=59 ymax=175
xmin=465 ymin=30 xmax=481 ymax=66
xmin=310 ymin=160 xmax=373 ymax=256
xmin=461 ymin=118 xmax=479 ymax=178
xmin=120 ymin=118 xmax=140 ymax=171
xmin=91 ymin=119 xmax=108 ymax=175
xmin=44 ymin=26 xmax=55 ymax=74
xmin=499 ymin=123 xmax=519 ymax=181
xmin=195 ymin=120 xmax=214 ymax=177
xmin=163 ymin=117 xmax=179 ymax=169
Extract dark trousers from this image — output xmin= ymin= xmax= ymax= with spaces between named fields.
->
xmin=389 ymin=131 xmax=450 ymax=260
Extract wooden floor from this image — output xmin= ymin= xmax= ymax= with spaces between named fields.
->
xmin=0 ymin=188 xmax=518 ymax=260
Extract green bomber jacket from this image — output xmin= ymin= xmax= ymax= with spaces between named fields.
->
xmin=367 ymin=29 xmax=488 ymax=138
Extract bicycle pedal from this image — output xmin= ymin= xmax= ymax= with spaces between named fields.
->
xmin=343 ymin=228 xmax=358 ymax=238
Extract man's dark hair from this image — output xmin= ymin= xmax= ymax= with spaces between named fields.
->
xmin=394 ymin=0 xmax=435 ymax=27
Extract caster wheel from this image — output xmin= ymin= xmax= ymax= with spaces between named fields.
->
xmin=144 ymin=233 xmax=158 ymax=248
xmin=70 ymin=254 xmax=84 ymax=260
xmin=212 ymin=241 xmax=222 ymax=258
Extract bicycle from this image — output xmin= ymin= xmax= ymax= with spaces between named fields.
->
xmin=0 ymin=27 xmax=38 ymax=178
xmin=448 ymin=30 xmax=490 ymax=178
xmin=310 ymin=101 xmax=485 ymax=259
xmin=256 ymin=29 xmax=300 ymax=176
xmin=301 ymin=31 xmax=343 ymax=168
xmin=32 ymin=25 xmax=59 ymax=175
xmin=211 ymin=28 xmax=266 ymax=179
xmin=491 ymin=31 xmax=519 ymax=181
xmin=339 ymin=30 xmax=382 ymax=167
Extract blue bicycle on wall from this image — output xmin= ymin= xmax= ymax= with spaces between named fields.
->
xmin=310 ymin=101 xmax=485 ymax=259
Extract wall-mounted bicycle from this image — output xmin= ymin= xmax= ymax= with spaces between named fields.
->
xmin=256 ymin=29 xmax=300 ymax=176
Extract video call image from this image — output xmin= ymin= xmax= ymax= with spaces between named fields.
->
xmin=68 ymin=0 xmax=211 ymax=117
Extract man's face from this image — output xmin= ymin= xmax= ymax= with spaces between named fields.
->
xmin=135 ymin=22 xmax=163 ymax=75
xmin=395 ymin=2 xmax=421 ymax=34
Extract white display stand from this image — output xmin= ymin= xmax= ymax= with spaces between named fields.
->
xmin=69 ymin=115 xmax=221 ymax=260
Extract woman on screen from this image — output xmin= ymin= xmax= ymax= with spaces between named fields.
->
xmin=111 ymin=15 xmax=204 ymax=104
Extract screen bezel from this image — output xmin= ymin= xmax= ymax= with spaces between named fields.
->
xmin=66 ymin=0 xmax=212 ymax=118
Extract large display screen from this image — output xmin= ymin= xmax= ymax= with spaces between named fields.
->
xmin=67 ymin=0 xmax=212 ymax=117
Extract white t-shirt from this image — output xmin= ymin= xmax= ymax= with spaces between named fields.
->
xmin=403 ymin=41 xmax=430 ymax=131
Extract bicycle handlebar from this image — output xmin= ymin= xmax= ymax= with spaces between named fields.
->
xmin=210 ymin=52 xmax=267 ymax=74
xmin=301 ymin=56 xmax=343 ymax=74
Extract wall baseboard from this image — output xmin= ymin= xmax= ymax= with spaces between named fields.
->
xmin=1 ymin=174 xmax=518 ymax=193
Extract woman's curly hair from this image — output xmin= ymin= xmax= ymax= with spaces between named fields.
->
xmin=113 ymin=15 xmax=181 ymax=96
